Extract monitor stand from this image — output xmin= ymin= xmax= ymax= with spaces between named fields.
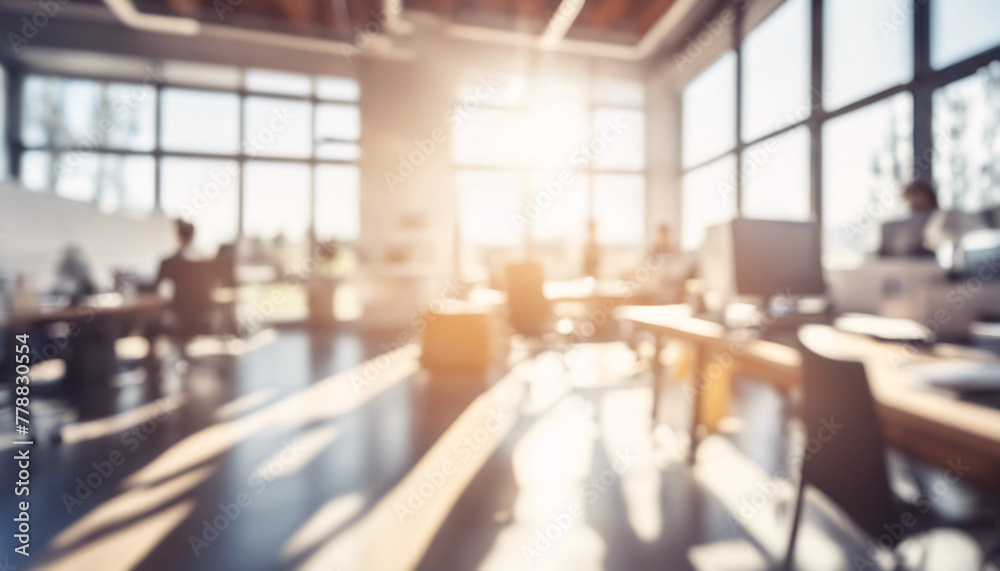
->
xmin=721 ymin=295 xmax=832 ymax=339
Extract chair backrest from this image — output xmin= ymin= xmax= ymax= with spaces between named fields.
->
xmin=215 ymin=244 xmax=238 ymax=288
xmin=163 ymin=258 xmax=221 ymax=333
xmin=505 ymin=260 xmax=550 ymax=336
xmin=797 ymin=326 xmax=900 ymax=541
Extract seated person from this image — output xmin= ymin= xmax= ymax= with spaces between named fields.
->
xmin=154 ymin=221 xmax=221 ymax=341
xmin=879 ymin=179 xmax=940 ymax=258
xmin=55 ymin=244 xmax=97 ymax=304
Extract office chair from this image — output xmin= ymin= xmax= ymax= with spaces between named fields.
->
xmin=785 ymin=326 xmax=984 ymax=571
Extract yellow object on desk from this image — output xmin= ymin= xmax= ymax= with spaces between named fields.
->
xmin=419 ymin=301 xmax=506 ymax=376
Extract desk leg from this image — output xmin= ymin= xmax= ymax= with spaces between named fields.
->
xmin=701 ymin=349 xmax=733 ymax=434
xmin=688 ymin=344 xmax=705 ymax=464
xmin=651 ymin=333 xmax=664 ymax=429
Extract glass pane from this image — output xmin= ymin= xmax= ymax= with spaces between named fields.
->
xmin=592 ymin=108 xmax=645 ymax=171
xmin=243 ymin=97 xmax=312 ymax=159
xmin=593 ymin=77 xmax=645 ymax=107
xmin=741 ymin=126 xmax=812 ymax=221
xmin=244 ymin=69 xmax=312 ymax=96
xmin=316 ymin=103 xmax=361 ymax=143
xmin=933 ymin=63 xmax=1000 ymax=211
xmin=824 ymin=0 xmax=913 ymax=110
xmin=22 ymin=76 xmax=101 ymax=148
xmin=20 ymin=150 xmax=51 ymax=192
xmin=316 ymin=142 xmax=361 ymax=161
xmin=681 ymin=154 xmax=739 ymax=251
xmin=823 ymin=93 xmax=913 ymax=268
xmin=529 ymin=171 xmax=588 ymax=244
xmin=932 ymin=0 xmax=1000 ymax=69
xmin=530 ymin=97 xmax=589 ymax=169
xmin=54 ymin=152 xmax=99 ymax=202
xmin=243 ymin=161 xmax=312 ymax=243
xmin=97 ymin=154 xmax=156 ymax=213
xmin=160 ymin=157 xmax=240 ymax=253
xmin=534 ymin=76 xmax=589 ymax=104
xmin=458 ymin=74 xmax=526 ymax=108
xmin=29 ymin=152 xmax=91 ymax=201
xmin=742 ymin=0 xmax=811 ymax=141
xmin=456 ymin=170 xmax=522 ymax=246
xmin=161 ymin=88 xmax=241 ymax=154
xmin=104 ymin=83 xmax=157 ymax=151
xmin=0 ymin=66 xmax=6 ymax=179
xmin=683 ymin=51 xmax=737 ymax=168
xmin=453 ymin=109 xmax=532 ymax=167
xmin=315 ymin=164 xmax=361 ymax=242
xmin=316 ymin=76 xmax=360 ymax=101
xmin=593 ymin=173 xmax=645 ymax=245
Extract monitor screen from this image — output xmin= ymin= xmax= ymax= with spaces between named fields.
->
xmin=700 ymin=219 xmax=826 ymax=299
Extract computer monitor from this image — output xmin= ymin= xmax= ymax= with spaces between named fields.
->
xmin=987 ymin=206 xmax=1000 ymax=230
xmin=879 ymin=216 xmax=936 ymax=258
xmin=699 ymin=219 xmax=826 ymax=302
xmin=959 ymin=230 xmax=1000 ymax=280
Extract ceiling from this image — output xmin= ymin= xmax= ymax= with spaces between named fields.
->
xmin=103 ymin=0 xmax=681 ymax=46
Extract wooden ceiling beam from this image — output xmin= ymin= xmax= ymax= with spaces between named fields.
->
xmin=637 ymin=0 xmax=675 ymax=34
xmin=512 ymin=0 xmax=547 ymax=18
xmin=276 ymin=0 xmax=314 ymax=24
xmin=165 ymin=0 xmax=201 ymax=17
xmin=587 ymin=0 xmax=631 ymax=29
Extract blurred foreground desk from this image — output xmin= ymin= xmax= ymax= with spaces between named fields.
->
xmin=8 ymin=293 xmax=168 ymax=389
xmin=618 ymin=305 xmax=1000 ymax=492
xmin=544 ymin=278 xmax=635 ymax=305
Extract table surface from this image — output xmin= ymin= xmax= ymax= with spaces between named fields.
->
xmin=10 ymin=293 xmax=169 ymax=327
xmin=618 ymin=304 xmax=1000 ymax=487
xmin=543 ymin=279 xmax=634 ymax=303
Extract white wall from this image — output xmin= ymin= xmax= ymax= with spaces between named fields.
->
xmin=0 ymin=182 xmax=175 ymax=291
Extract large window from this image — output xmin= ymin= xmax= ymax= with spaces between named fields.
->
xmin=824 ymin=0 xmax=913 ymax=110
xmin=18 ymin=68 xmax=361 ymax=252
xmin=160 ymin=157 xmax=240 ymax=252
xmin=454 ymin=73 xmax=646 ymax=278
xmin=741 ymin=0 xmax=810 ymax=141
xmin=933 ymin=63 xmax=1000 ymax=211
xmin=679 ymin=0 xmax=1000 ymax=269
xmin=931 ymin=0 xmax=1000 ymax=70
xmin=160 ymin=88 xmax=240 ymax=155
xmin=682 ymin=52 xmax=737 ymax=168
xmin=823 ymin=94 xmax=914 ymax=267
xmin=682 ymin=156 xmax=738 ymax=250
xmin=741 ymin=126 xmax=811 ymax=222
xmin=21 ymin=75 xmax=159 ymax=210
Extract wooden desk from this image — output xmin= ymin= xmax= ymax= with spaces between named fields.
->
xmin=10 ymin=293 xmax=168 ymax=327
xmin=618 ymin=305 xmax=1000 ymax=492
xmin=544 ymin=279 xmax=635 ymax=305
xmin=7 ymin=293 xmax=168 ymax=389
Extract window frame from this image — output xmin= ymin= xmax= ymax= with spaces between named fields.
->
xmin=10 ymin=67 xmax=362 ymax=246
xmin=452 ymin=73 xmax=647 ymax=251
xmin=678 ymin=0 xmax=1000 ymax=265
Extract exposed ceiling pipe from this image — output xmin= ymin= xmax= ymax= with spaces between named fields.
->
xmin=98 ymin=0 xmax=414 ymax=60
xmin=102 ymin=0 xmax=200 ymax=35
xmin=539 ymin=0 xmax=585 ymax=50
xmin=448 ymin=23 xmax=637 ymax=60
xmin=633 ymin=0 xmax=699 ymax=58
xmin=446 ymin=0 xmax=699 ymax=61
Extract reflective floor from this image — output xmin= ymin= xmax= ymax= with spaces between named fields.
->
xmin=1 ymin=328 xmax=997 ymax=571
